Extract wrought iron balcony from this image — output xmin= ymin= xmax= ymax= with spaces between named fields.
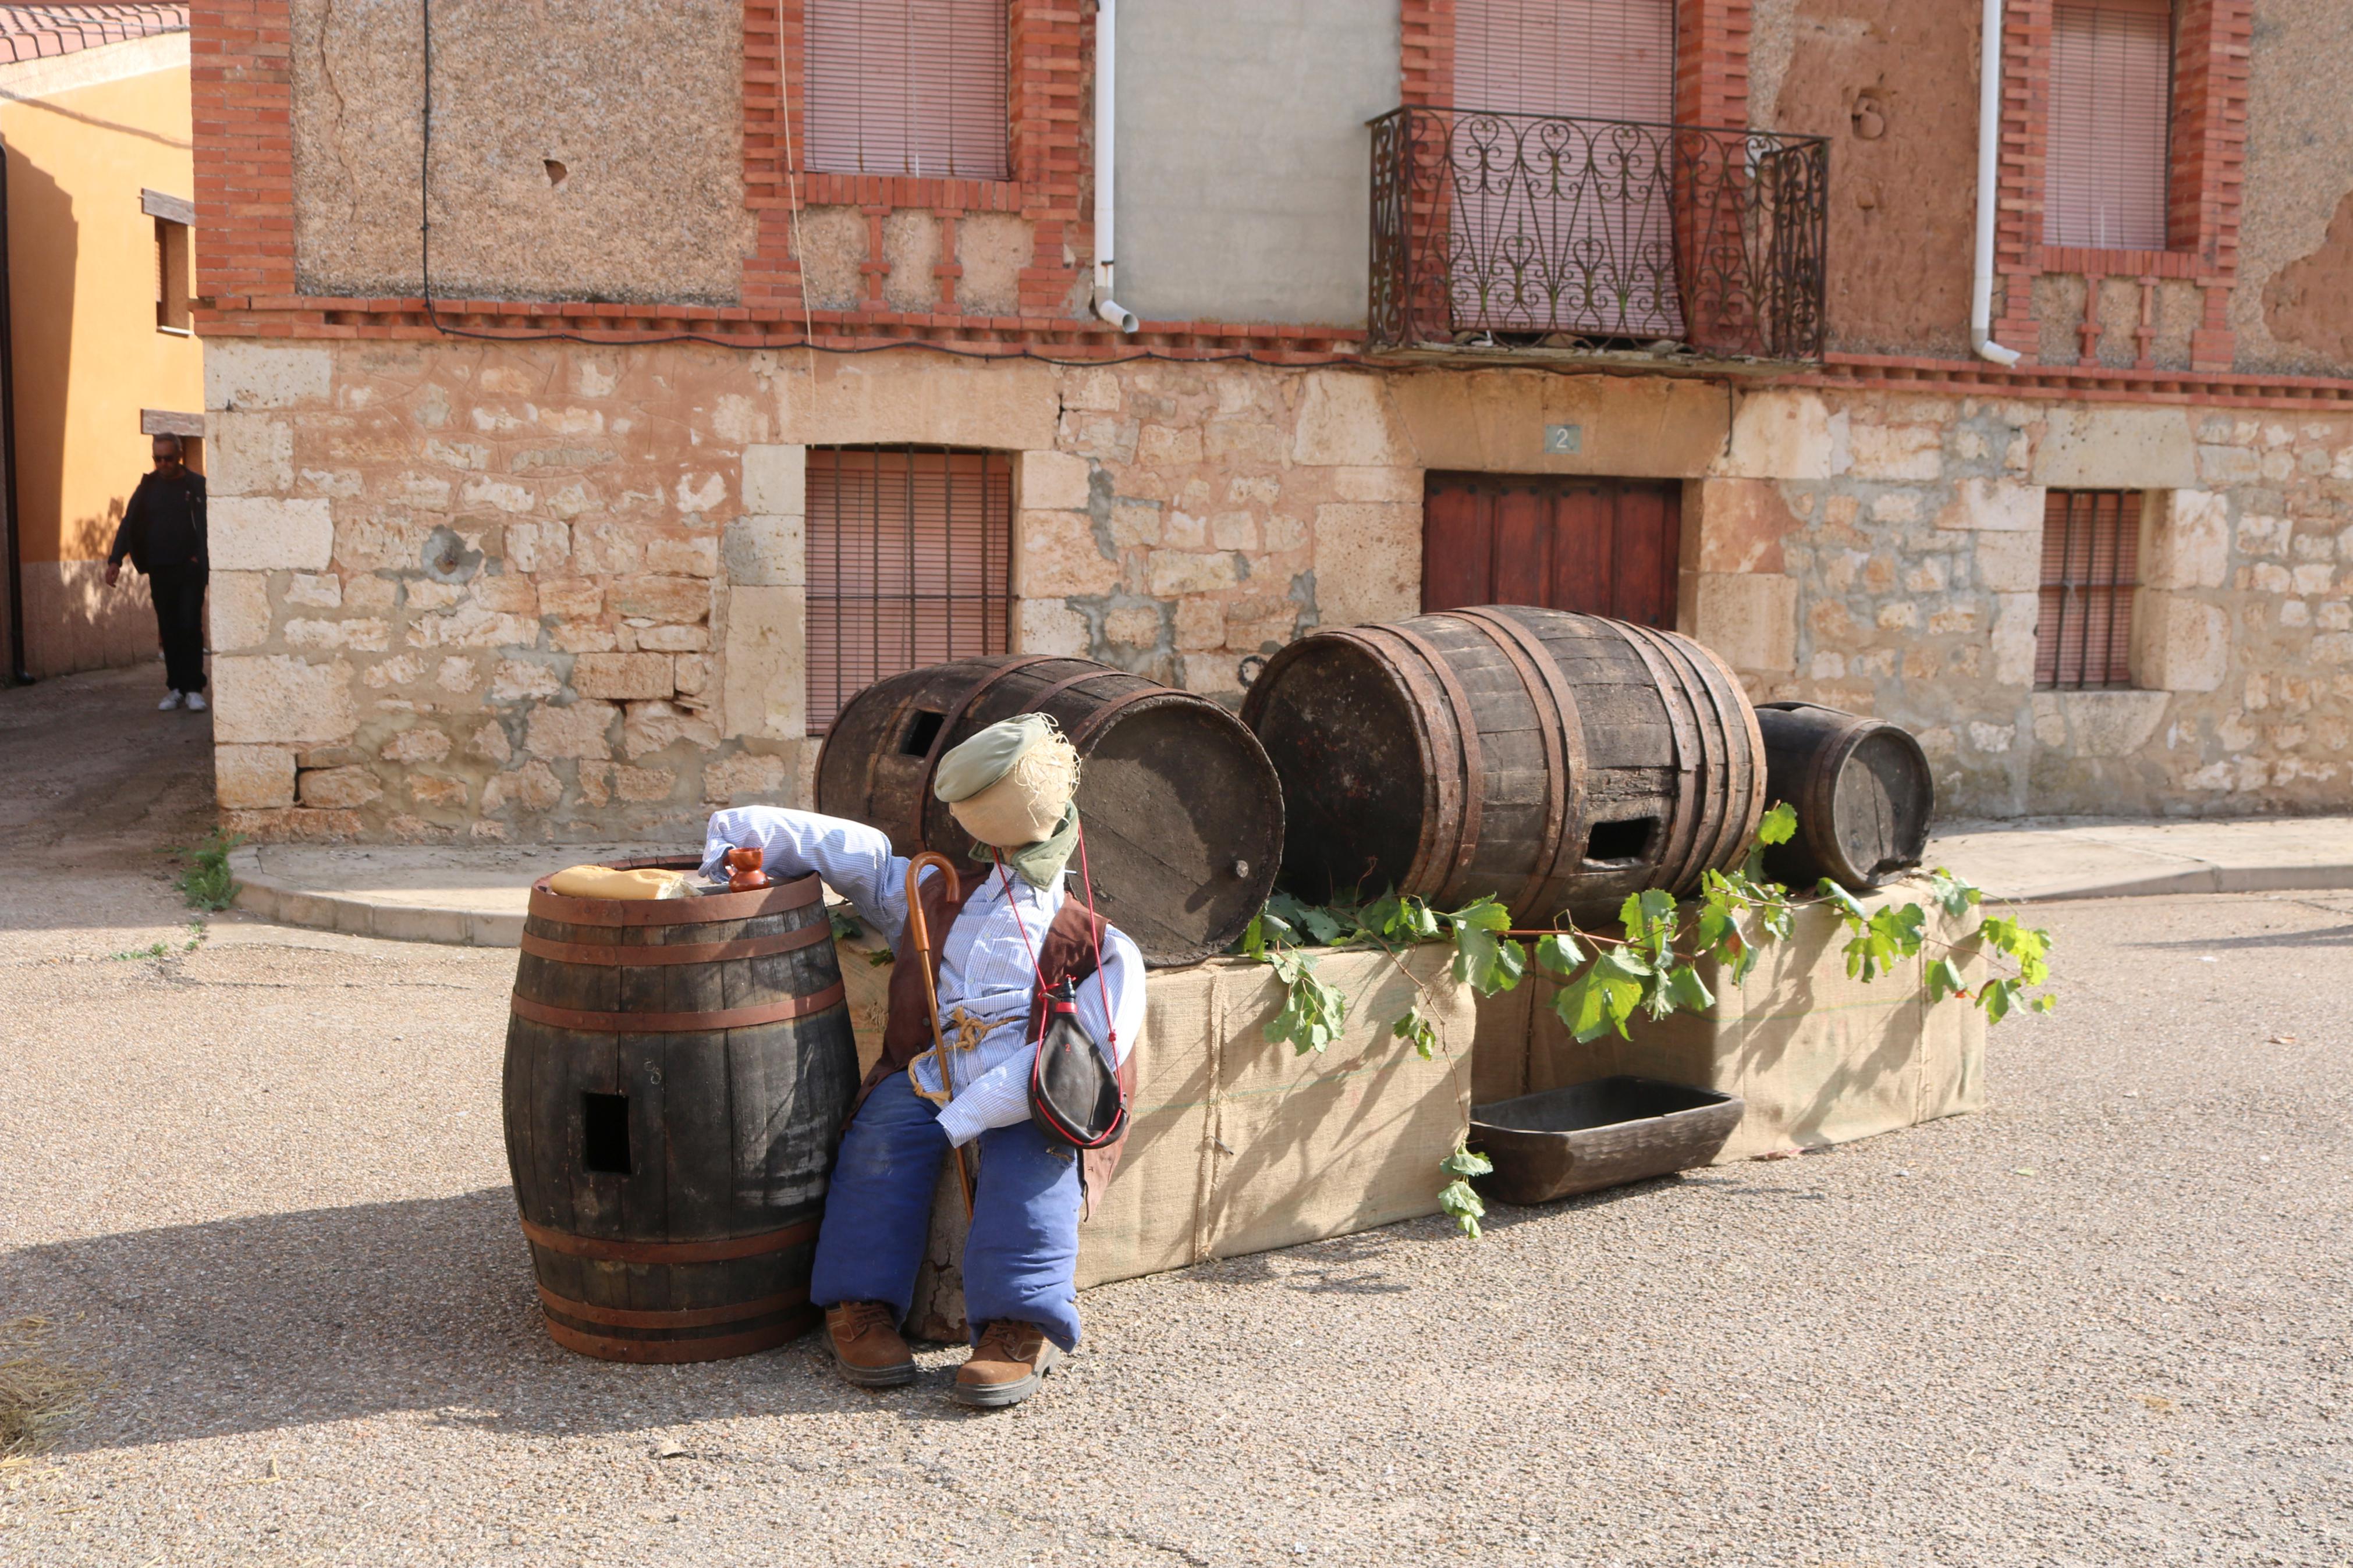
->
xmin=1368 ymin=107 xmax=1829 ymax=363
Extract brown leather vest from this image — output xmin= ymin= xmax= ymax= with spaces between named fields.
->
xmin=858 ymin=871 xmax=1136 ymax=1220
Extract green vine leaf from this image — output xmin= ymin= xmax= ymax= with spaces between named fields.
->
xmin=1844 ymin=901 xmax=1928 ymax=982
xmin=1446 ymin=896 xmax=1527 ymax=995
xmin=1979 ymin=915 xmax=2052 ymax=987
xmin=1554 ymin=947 xmax=1653 ymax=1042
xmin=1927 ymin=869 xmax=1983 ymax=920
xmin=1758 ymin=801 xmax=1799 ymax=846
xmin=1980 ymin=976 xmax=2018 ymax=1023
xmin=1663 ymin=963 xmax=1716 ymax=1014
xmin=1438 ymin=1178 xmax=1486 ymax=1239
xmin=1264 ymin=949 xmax=1348 ymax=1054
xmin=1440 ymin=1141 xmax=1493 ymax=1179
xmin=1816 ymin=879 xmax=1871 ymax=926
xmin=1392 ymin=1005 xmax=1440 ymax=1061
xmin=1532 ymin=931 xmax=1585 ymax=976
xmin=1926 ymin=955 xmax=1969 ymax=1002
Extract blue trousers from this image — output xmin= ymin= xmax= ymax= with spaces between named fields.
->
xmin=810 ymin=1071 xmax=1084 ymax=1351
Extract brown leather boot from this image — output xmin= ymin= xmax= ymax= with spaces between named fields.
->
xmin=952 ymin=1319 xmax=1064 ymax=1409
xmin=825 ymin=1302 xmax=916 ymax=1389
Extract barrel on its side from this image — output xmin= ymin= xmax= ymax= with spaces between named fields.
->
xmin=1754 ymin=702 xmax=1934 ymax=891
xmin=502 ymin=863 xmax=858 ymax=1362
xmin=1240 ymin=606 xmax=1765 ymax=924
xmin=814 ymin=655 xmax=1283 ymax=966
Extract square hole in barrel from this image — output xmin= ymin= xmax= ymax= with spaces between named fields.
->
xmin=1582 ymin=817 xmax=1659 ymax=866
xmin=900 ymin=710 xmax=947 ymax=756
xmin=582 ymin=1093 xmax=632 ymax=1175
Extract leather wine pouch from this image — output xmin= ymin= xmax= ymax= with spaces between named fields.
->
xmin=1027 ymin=977 xmax=1127 ymax=1150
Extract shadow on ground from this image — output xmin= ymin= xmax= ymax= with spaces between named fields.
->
xmin=3 ymin=1188 xmax=946 ymax=1453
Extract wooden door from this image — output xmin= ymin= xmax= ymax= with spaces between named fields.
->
xmin=1421 ymin=472 xmax=1681 ymax=628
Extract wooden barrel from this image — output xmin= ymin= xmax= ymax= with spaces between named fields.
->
xmin=1239 ymin=607 xmax=1764 ymax=923
xmin=502 ymin=861 xmax=858 ymax=1362
xmin=1754 ymin=702 xmax=1934 ymax=891
xmin=814 ymin=656 xmax=1282 ymax=966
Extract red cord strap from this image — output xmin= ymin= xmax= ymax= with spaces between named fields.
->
xmin=992 ymin=817 xmax=1117 ymax=1051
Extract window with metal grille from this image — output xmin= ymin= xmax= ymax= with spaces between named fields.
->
xmin=805 ymin=446 xmax=1013 ymax=733
xmin=2045 ymin=0 xmax=2173 ymax=250
xmin=2036 ymin=490 xmax=2142 ymax=689
xmin=804 ymin=0 xmax=1010 ymax=180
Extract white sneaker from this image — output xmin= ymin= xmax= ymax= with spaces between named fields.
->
xmin=157 ymin=691 xmax=184 ymax=711
xmin=184 ymin=691 xmax=208 ymax=712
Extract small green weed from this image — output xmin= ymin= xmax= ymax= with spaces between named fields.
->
xmin=105 ymin=920 xmax=207 ymax=963
xmin=172 ymin=830 xmax=243 ymax=911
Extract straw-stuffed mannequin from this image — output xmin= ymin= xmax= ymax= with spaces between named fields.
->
xmin=701 ymin=715 xmax=1143 ymax=1407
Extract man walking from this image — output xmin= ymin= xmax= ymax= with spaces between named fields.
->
xmin=104 ymin=433 xmax=208 ymax=711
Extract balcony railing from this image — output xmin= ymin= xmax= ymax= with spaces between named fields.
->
xmin=1369 ymin=107 xmax=1829 ymax=362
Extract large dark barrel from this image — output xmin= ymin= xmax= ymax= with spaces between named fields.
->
xmin=1240 ymin=607 xmax=1765 ymax=923
xmin=1754 ymin=702 xmax=1933 ymax=891
xmin=502 ymin=861 xmax=857 ymax=1362
xmin=814 ymin=655 xmax=1282 ymax=966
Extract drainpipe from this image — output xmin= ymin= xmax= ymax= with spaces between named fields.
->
xmin=1091 ymin=0 xmax=1138 ymax=333
xmin=1972 ymin=0 xmax=2022 ymax=367
xmin=0 ymin=134 xmax=26 ymax=685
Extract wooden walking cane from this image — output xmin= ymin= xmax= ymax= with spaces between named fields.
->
xmin=902 ymin=851 xmax=977 ymax=1219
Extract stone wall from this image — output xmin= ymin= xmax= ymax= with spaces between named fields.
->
xmin=288 ymin=0 xmax=750 ymax=304
xmin=1696 ymin=390 xmax=2353 ymax=817
xmin=201 ymin=335 xmax=2351 ymax=841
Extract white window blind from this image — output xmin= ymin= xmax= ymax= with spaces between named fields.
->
xmin=805 ymin=0 xmax=1010 ymax=180
xmin=1452 ymin=0 xmax=1673 ymax=121
xmin=2045 ymin=0 xmax=2173 ymax=250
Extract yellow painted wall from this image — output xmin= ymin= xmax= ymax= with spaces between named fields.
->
xmin=3 ymin=34 xmax=201 ymax=675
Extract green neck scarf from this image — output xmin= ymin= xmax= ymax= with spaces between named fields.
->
xmin=970 ymin=803 xmax=1080 ymax=891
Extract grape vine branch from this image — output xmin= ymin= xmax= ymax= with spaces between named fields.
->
xmin=1233 ymin=804 xmax=2056 ymax=1238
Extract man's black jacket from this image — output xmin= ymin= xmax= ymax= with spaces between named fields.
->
xmin=108 ymin=469 xmax=208 ymax=574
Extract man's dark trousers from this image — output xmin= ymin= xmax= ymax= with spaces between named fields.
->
xmin=147 ymin=565 xmax=208 ymax=695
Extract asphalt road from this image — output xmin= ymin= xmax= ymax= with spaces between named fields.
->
xmin=2 ymin=666 xmax=2348 ymax=1567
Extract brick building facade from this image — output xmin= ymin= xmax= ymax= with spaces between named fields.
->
xmin=189 ymin=0 xmax=2353 ymax=842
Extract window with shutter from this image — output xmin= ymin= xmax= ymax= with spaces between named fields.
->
xmin=2036 ymin=490 xmax=2142 ymax=689
xmin=1452 ymin=0 xmax=1674 ymax=121
xmin=804 ymin=0 xmax=1010 ymax=181
xmin=1449 ymin=0 xmax=1679 ymax=337
xmin=805 ymin=447 xmax=1013 ymax=734
xmin=2045 ymin=0 xmax=2173 ymax=251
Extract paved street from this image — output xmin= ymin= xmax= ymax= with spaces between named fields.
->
xmin=2 ymin=667 xmax=2350 ymax=1567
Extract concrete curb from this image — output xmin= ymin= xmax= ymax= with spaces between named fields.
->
xmin=2000 ymin=863 xmax=2353 ymax=902
xmin=228 ymin=847 xmax=527 ymax=947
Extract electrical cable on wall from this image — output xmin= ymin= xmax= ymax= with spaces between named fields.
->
xmin=416 ymin=0 xmax=1360 ymax=371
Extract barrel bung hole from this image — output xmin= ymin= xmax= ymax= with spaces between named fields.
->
xmin=900 ymin=710 xmax=946 ymax=756
xmin=583 ymin=1093 xmax=631 ymax=1174
xmin=1583 ymin=817 xmax=1659 ymax=866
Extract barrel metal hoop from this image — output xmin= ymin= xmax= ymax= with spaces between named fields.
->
xmin=519 ymin=1216 xmax=822 ymax=1264
xmin=536 ymin=1282 xmax=812 ymax=1330
xmin=1443 ymin=607 xmax=1583 ymax=917
xmin=528 ymin=869 xmax=822 ymax=928
xmin=518 ymin=922 xmax=831 ymax=968
xmin=1685 ymin=637 xmax=1768 ymax=887
xmin=1026 ymin=668 xmax=1138 ymax=715
xmin=1638 ymin=626 xmax=1748 ymax=893
xmin=1380 ymin=621 xmax=1485 ymax=902
xmin=914 ymin=655 xmax=1067 ymax=845
xmin=1326 ymin=627 xmax=1454 ymax=901
xmin=1062 ymin=685 xmax=1168 ymax=751
xmin=509 ymin=980 xmax=846 ymax=1036
xmin=1609 ymin=622 xmax=1706 ymax=894
xmin=541 ymin=1313 xmax=815 ymax=1364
